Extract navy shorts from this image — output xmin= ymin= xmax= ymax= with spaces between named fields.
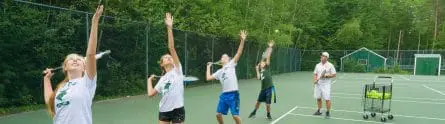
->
xmin=217 ymin=91 xmax=240 ymax=115
xmin=258 ymin=87 xmax=273 ymax=104
xmin=159 ymin=107 xmax=185 ymax=123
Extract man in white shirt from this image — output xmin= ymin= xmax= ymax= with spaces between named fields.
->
xmin=313 ymin=52 xmax=336 ymax=118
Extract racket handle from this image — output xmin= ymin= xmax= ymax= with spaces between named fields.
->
xmin=42 ymin=66 xmax=62 ymax=74
xmin=212 ymin=62 xmax=222 ymax=65
xmin=147 ymin=75 xmax=161 ymax=78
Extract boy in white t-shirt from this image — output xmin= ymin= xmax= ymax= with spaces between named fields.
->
xmin=206 ymin=30 xmax=247 ymax=124
xmin=313 ymin=52 xmax=336 ymax=119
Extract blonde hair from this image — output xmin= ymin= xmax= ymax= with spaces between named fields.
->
xmin=159 ymin=54 xmax=171 ymax=75
xmin=47 ymin=54 xmax=85 ymax=118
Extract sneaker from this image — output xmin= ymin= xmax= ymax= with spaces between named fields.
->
xmin=325 ymin=111 xmax=330 ymax=119
xmin=248 ymin=112 xmax=256 ymax=118
xmin=313 ymin=111 xmax=322 ymax=116
xmin=267 ymin=113 xmax=272 ymax=120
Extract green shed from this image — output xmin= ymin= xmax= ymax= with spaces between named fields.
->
xmin=341 ymin=47 xmax=387 ymax=72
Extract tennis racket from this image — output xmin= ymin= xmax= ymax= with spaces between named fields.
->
xmin=42 ymin=50 xmax=111 ymax=74
xmin=314 ymin=69 xmax=326 ymax=86
xmin=210 ymin=61 xmax=222 ymax=66
xmin=148 ymin=75 xmax=199 ymax=82
xmin=183 ymin=76 xmax=199 ymax=82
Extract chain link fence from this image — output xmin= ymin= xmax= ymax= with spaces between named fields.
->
xmin=0 ymin=1 xmax=300 ymax=110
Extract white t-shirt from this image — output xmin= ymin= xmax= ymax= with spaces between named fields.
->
xmin=53 ymin=73 xmax=97 ymax=124
xmin=212 ymin=60 xmax=239 ymax=92
xmin=313 ymin=62 xmax=336 ymax=84
xmin=154 ymin=64 xmax=184 ymax=112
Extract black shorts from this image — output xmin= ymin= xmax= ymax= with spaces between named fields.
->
xmin=159 ymin=107 xmax=185 ymax=123
xmin=257 ymin=87 xmax=273 ymax=104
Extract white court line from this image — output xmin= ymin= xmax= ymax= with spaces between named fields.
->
xmin=422 ymin=84 xmax=445 ymax=96
xmin=270 ymin=105 xmax=298 ymax=124
xmin=287 ymin=113 xmax=395 ymax=124
xmin=296 ymin=106 xmax=445 ymax=121
xmin=425 ymin=84 xmax=445 ymax=89
xmin=332 ymin=82 xmax=413 ymax=87
xmin=343 ymin=78 xmax=444 ymax=83
xmin=398 ymin=75 xmax=410 ymax=81
xmin=333 ymin=96 xmax=445 ymax=105
xmin=333 ymin=92 xmax=445 ymax=101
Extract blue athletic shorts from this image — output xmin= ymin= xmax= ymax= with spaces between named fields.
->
xmin=217 ymin=91 xmax=240 ymax=115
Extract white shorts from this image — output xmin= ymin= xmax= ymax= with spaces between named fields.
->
xmin=314 ymin=83 xmax=331 ymax=100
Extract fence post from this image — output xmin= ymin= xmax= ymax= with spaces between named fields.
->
xmin=289 ymin=48 xmax=292 ymax=72
xmin=184 ymin=32 xmax=188 ymax=76
xmin=211 ymin=36 xmax=215 ymax=83
xmin=85 ymin=13 xmax=89 ymax=44
xmin=145 ymin=24 xmax=149 ymax=80
xmin=245 ymin=41 xmax=249 ymax=78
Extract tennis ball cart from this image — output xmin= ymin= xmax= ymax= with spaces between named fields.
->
xmin=362 ymin=76 xmax=394 ymax=122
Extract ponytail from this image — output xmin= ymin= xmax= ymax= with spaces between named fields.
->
xmin=46 ymin=77 xmax=68 ymax=118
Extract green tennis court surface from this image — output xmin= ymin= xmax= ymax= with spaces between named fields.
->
xmin=1 ymin=72 xmax=444 ymax=124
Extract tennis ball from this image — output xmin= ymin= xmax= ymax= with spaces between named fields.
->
xmin=376 ymin=93 xmax=383 ymax=99
xmin=274 ymin=29 xmax=279 ymax=33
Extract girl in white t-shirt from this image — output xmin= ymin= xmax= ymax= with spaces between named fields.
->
xmin=42 ymin=5 xmax=103 ymax=124
xmin=147 ymin=13 xmax=185 ymax=124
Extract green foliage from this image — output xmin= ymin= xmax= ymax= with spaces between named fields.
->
xmin=373 ymin=65 xmax=410 ymax=74
xmin=0 ymin=1 xmax=302 ymax=115
xmin=342 ymin=59 xmax=366 ymax=73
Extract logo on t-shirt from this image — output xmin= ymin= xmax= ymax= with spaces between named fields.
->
xmin=56 ymin=82 xmax=76 ymax=108
xmin=221 ymin=72 xmax=228 ymax=81
xmin=260 ymin=71 xmax=265 ymax=80
xmin=162 ymin=81 xmax=172 ymax=95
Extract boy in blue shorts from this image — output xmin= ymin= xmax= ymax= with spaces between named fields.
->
xmin=206 ymin=30 xmax=247 ymax=124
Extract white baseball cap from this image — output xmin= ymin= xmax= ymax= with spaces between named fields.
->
xmin=321 ymin=52 xmax=329 ymax=58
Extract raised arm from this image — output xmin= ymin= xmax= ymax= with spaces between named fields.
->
xmin=265 ymin=40 xmax=274 ymax=65
xmin=233 ymin=30 xmax=247 ymax=63
xmin=255 ymin=64 xmax=260 ymax=80
xmin=206 ymin=62 xmax=216 ymax=81
xmin=165 ymin=13 xmax=180 ymax=67
xmin=147 ymin=75 xmax=158 ymax=97
xmin=43 ymin=68 xmax=54 ymax=104
xmin=85 ymin=5 xmax=103 ymax=79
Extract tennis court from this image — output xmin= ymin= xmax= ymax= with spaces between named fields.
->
xmin=1 ymin=72 xmax=444 ymax=124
